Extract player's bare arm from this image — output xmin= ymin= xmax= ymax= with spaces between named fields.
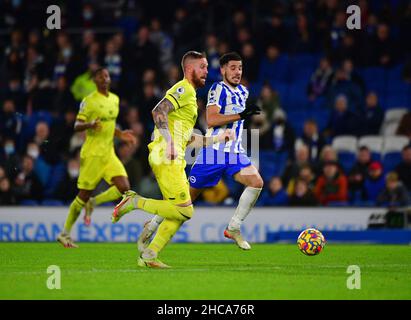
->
xmin=152 ymin=97 xmax=177 ymax=159
xmin=206 ymin=105 xmax=241 ymax=128
xmin=206 ymin=104 xmax=261 ymax=128
xmin=187 ymin=129 xmax=235 ymax=148
xmin=74 ymin=118 xmax=102 ymax=132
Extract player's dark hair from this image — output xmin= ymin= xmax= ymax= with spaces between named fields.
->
xmin=219 ymin=52 xmax=242 ymax=67
xmin=92 ymin=66 xmax=107 ymax=78
xmin=181 ymin=51 xmax=206 ymax=70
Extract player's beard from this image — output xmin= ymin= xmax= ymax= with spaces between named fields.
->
xmin=224 ymin=74 xmax=240 ymax=88
xmin=192 ymin=70 xmax=206 ymax=88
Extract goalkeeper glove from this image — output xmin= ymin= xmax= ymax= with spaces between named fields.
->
xmin=239 ymin=104 xmax=261 ymax=120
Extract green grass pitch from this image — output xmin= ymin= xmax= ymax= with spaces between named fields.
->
xmin=1 ymin=242 xmax=410 ymax=300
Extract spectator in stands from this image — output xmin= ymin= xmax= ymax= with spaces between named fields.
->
xmin=341 ymin=58 xmax=365 ymax=95
xmin=258 ymin=45 xmax=282 ymax=83
xmin=257 ymin=84 xmax=281 ymax=121
xmin=282 ymin=144 xmax=311 ymax=185
xmin=104 ymin=39 xmax=122 ymax=91
xmin=117 ymin=140 xmax=143 ymax=191
xmin=314 ymin=160 xmax=348 ymax=205
xmin=257 ymin=177 xmax=288 ymax=206
xmin=307 ymin=57 xmax=334 ymax=101
xmin=132 ymin=25 xmax=160 ymax=85
xmin=324 ymin=94 xmax=361 ymax=138
xmin=377 ymin=172 xmax=410 ymax=207
xmin=396 ymin=112 xmax=411 ymax=139
xmin=50 ymin=109 xmax=76 ymax=158
xmin=295 ymin=119 xmax=326 ymax=162
xmin=0 ymin=176 xmax=15 ymax=205
xmin=348 ymin=146 xmax=372 ymax=201
xmin=258 ymin=109 xmax=295 ymax=155
xmin=25 ymin=141 xmax=50 ymax=187
xmin=49 ymin=76 xmax=76 ymax=116
xmin=360 ymin=92 xmax=384 ymax=136
xmin=241 ymin=42 xmax=259 ymax=82
xmin=0 ymin=137 xmax=20 ymax=180
xmin=12 ymin=155 xmax=43 ymax=203
xmin=70 ymin=62 xmax=98 ymax=101
xmin=395 ymin=145 xmax=411 ymax=192
xmin=55 ymin=157 xmax=79 ymax=203
xmin=317 ymin=145 xmax=339 ymax=174
xmin=364 ymin=161 xmax=386 ymax=204
xmin=289 ymin=178 xmax=318 ymax=207
xmin=286 ymin=164 xmax=316 ymax=195
xmin=33 ymin=121 xmax=59 ymax=165
xmin=0 ymin=99 xmax=22 ymax=143
xmin=366 ymin=23 xmax=398 ymax=67
xmin=289 ymin=13 xmax=316 ymax=53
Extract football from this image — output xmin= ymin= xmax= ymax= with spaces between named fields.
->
xmin=297 ymin=228 xmax=326 ymax=256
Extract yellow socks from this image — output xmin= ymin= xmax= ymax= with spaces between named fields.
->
xmin=147 ymin=218 xmax=183 ymax=254
xmin=63 ymin=196 xmax=85 ymax=234
xmin=138 ymin=198 xmax=194 ymax=221
xmin=94 ymin=186 xmax=122 ymax=206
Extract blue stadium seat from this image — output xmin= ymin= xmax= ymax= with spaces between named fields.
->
xmin=258 ymin=151 xmax=288 ymax=181
xmin=20 ymin=199 xmax=39 ymax=206
xmin=337 ymin=151 xmax=356 ymax=174
xmin=42 ymin=199 xmax=64 ymax=206
xmin=382 ymin=152 xmax=402 ymax=173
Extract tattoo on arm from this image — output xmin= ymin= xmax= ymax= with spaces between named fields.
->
xmin=152 ymin=98 xmax=174 ymax=142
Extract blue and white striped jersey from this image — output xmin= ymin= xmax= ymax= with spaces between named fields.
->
xmin=206 ymin=81 xmax=249 ymax=153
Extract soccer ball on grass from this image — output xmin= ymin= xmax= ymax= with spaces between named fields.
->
xmin=297 ymin=228 xmax=325 ymax=256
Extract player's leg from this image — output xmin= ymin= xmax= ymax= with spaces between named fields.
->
xmin=58 ymin=156 xmax=103 ymax=247
xmin=137 ymin=186 xmax=203 ymax=252
xmin=57 ymin=189 xmax=92 ymax=248
xmin=225 ymin=155 xmax=263 ymax=250
xmin=136 ymin=149 xmax=222 ymax=252
xmin=84 ymin=155 xmax=129 ymax=225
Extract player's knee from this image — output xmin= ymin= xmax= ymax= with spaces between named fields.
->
xmin=116 ymin=182 xmax=130 ymax=194
xmin=177 ymin=204 xmax=194 ymax=221
xmin=249 ymin=176 xmax=264 ymax=189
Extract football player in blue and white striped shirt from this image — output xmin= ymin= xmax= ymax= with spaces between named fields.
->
xmin=139 ymin=52 xmax=263 ymax=251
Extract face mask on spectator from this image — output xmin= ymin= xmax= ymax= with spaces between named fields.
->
xmin=68 ymin=168 xmax=79 ymax=178
xmin=4 ymin=144 xmax=15 ymax=155
xmin=27 ymin=148 xmax=39 ymax=159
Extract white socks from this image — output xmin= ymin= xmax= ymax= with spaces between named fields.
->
xmin=148 ymin=215 xmax=164 ymax=232
xmin=228 ymin=186 xmax=262 ymax=231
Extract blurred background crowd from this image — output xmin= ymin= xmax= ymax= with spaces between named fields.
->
xmin=1 ymin=0 xmax=411 ymax=207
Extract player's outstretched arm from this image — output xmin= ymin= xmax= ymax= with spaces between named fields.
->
xmin=187 ymin=129 xmax=235 ymax=148
xmin=152 ymin=98 xmax=177 ymax=160
xmin=206 ymin=104 xmax=261 ymax=128
xmin=74 ymin=118 xmax=102 ymax=132
xmin=206 ymin=105 xmax=241 ymax=128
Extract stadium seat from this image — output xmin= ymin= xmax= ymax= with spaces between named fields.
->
xmin=338 ymin=152 xmax=356 ymax=174
xmin=42 ymin=199 xmax=64 ymax=206
xmin=358 ymin=135 xmax=383 ymax=154
xmin=358 ymin=135 xmax=384 ymax=162
xmin=382 ymin=152 xmax=402 ymax=172
xmin=383 ymin=135 xmax=410 ymax=154
xmin=383 ymin=108 xmax=408 ymax=124
xmin=332 ymin=135 xmax=358 ymax=153
xmin=20 ymin=200 xmax=39 ymax=206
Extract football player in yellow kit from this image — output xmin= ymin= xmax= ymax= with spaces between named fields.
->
xmin=111 ymin=51 xmax=233 ymax=268
xmin=57 ymin=67 xmax=136 ymax=248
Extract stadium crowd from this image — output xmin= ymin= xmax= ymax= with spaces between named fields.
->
xmin=1 ymin=0 xmax=411 ymax=207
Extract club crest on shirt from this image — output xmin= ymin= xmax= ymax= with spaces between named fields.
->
xmin=173 ymin=86 xmax=185 ymax=99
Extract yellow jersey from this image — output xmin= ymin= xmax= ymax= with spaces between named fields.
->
xmin=76 ymin=90 xmax=119 ymax=158
xmin=149 ymin=78 xmax=198 ymax=161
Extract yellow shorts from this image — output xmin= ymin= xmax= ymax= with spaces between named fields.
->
xmin=77 ymin=154 xmax=127 ymax=190
xmin=148 ymin=146 xmax=190 ymax=205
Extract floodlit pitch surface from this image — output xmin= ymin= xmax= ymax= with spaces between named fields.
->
xmin=0 ymin=243 xmax=410 ymax=299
